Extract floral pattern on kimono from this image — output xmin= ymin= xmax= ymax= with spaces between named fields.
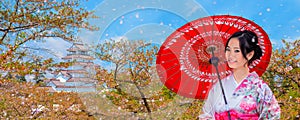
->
xmin=199 ymin=72 xmax=280 ymax=120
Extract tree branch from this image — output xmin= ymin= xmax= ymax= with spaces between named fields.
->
xmin=0 ymin=23 xmax=39 ymax=32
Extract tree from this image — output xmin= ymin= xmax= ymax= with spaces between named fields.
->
xmin=92 ymin=38 xmax=195 ymax=119
xmin=0 ymin=80 xmax=94 ymax=119
xmin=0 ymin=0 xmax=97 ymax=80
xmin=262 ymin=39 xmax=300 ymax=119
xmin=0 ymin=0 xmax=97 ymax=118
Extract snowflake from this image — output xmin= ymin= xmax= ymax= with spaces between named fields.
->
xmin=135 ymin=13 xmax=139 ymax=18
xmin=160 ymin=22 xmax=164 ymax=25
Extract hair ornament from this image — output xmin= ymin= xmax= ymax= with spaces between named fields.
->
xmin=252 ymin=37 xmax=255 ymax=43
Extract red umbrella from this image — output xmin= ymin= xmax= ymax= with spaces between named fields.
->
xmin=156 ymin=15 xmax=272 ymax=99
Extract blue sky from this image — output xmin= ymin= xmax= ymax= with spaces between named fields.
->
xmin=78 ymin=0 xmax=300 ymax=49
xmin=31 ymin=0 xmax=300 ymax=64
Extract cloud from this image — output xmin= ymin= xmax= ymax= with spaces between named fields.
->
xmin=78 ymin=30 xmax=101 ymax=45
xmin=110 ymin=36 xmax=128 ymax=42
xmin=41 ymin=38 xmax=72 ymax=58
xmin=23 ymin=38 xmax=72 ymax=60
xmin=283 ymin=36 xmax=300 ymax=45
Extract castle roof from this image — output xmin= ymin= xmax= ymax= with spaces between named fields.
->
xmin=67 ymin=43 xmax=89 ymax=52
xmin=67 ymin=77 xmax=97 ymax=82
xmin=65 ymin=69 xmax=87 ymax=74
xmin=62 ymin=54 xmax=95 ymax=60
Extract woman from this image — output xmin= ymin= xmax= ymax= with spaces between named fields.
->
xmin=199 ymin=30 xmax=280 ymax=120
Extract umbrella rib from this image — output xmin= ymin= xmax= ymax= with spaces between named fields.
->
xmin=175 ymin=23 xmax=202 ymax=43
xmin=219 ymin=16 xmax=240 ymax=37
xmin=160 ymin=57 xmax=178 ymax=64
xmin=158 ymin=45 xmax=190 ymax=51
xmin=168 ymin=77 xmax=181 ymax=90
xmin=211 ymin=16 xmax=216 ymax=43
xmin=217 ymin=15 xmax=227 ymax=32
xmin=216 ymin=15 xmax=229 ymax=41
xmin=177 ymin=77 xmax=191 ymax=95
xmin=164 ymin=63 xmax=179 ymax=71
xmin=189 ymin=78 xmax=199 ymax=97
xmin=166 ymin=68 xmax=180 ymax=80
xmin=157 ymin=52 xmax=174 ymax=56
xmin=199 ymin=18 xmax=210 ymax=41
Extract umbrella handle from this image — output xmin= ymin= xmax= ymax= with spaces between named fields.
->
xmin=209 ymin=48 xmax=232 ymax=120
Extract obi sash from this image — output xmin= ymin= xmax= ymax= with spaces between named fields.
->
xmin=215 ymin=109 xmax=258 ymax=120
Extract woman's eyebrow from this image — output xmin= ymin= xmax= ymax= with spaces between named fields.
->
xmin=226 ymin=46 xmax=240 ymax=49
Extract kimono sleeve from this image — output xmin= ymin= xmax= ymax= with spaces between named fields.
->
xmin=257 ymin=82 xmax=281 ymax=119
xmin=198 ymin=85 xmax=217 ymax=119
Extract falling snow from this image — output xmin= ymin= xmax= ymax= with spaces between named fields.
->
xmin=160 ymin=22 xmax=164 ymax=25
xmin=135 ymin=13 xmax=139 ymax=18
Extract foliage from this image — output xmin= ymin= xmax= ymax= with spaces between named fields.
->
xmin=1 ymin=0 xmax=299 ymax=119
xmin=0 ymin=0 xmax=97 ymax=81
xmin=180 ymin=100 xmax=204 ymax=119
xmin=94 ymin=39 xmax=183 ymax=119
xmin=94 ymin=38 xmax=300 ymax=119
xmin=0 ymin=79 xmax=94 ymax=119
xmin=262 ymin=39 xmax=300 ymax=119
xmin=0 ymin=0 xmax=97 ymax=119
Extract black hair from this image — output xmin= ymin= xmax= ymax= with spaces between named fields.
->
xmin=225 ymin=30 xmax=263 ymax=66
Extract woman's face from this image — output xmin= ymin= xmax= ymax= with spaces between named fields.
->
xmin=225 ymin=38 xmax=248 ymax=69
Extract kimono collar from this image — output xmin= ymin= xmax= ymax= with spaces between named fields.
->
xmin=233 ymin=71 xmax=260 ymax=96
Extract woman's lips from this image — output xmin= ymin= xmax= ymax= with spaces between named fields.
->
xmin=227 ymin=60 xmax=237 ymax=64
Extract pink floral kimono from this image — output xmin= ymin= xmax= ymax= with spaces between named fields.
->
xmin=199 ymin=72 xmax=280 ymax=120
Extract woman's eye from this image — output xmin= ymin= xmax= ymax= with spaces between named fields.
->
xmin=225 ymin=48 xmax=230 ymax=51
xmin=234 ymin=50 xmax=240 ymax=53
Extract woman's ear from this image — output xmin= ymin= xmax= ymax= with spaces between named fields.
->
xmin=247 ymin=50 xmax=254 ymax=60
